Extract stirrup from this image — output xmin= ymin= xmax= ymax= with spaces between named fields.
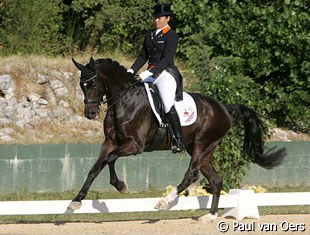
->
xmin=171 ymin=141 xmax=185 ymax=154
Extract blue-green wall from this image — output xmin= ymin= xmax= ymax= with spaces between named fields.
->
xmin=0 ymin=142 xmax=309 ymax=194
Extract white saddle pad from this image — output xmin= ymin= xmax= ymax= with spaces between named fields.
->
xmin=175 ymin=92 xmax=197 ymax=126
xmin=144 ymin=83 xmax=197 ymax=127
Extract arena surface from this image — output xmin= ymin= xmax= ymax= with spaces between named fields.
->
xmin=0 ymin=214 xmax=308 ymax=235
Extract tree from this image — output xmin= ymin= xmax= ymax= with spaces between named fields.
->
xmin=0 ymin=0 xmax=64 ymax=55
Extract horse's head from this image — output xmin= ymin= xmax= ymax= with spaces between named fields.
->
xmin=72 ymin=57 xmax=105 ymax=119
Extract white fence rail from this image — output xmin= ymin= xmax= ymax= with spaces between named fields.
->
xmin=0 ymin=191 xmax=309 ymax=220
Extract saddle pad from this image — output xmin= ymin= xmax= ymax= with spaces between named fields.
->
xmin=175 ymin=92 xmax=197 ymax=126
xmin=144 ymin=83 xmax=197 ymax=126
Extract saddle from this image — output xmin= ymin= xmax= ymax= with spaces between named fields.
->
xmin=144 ymin=83 xmax=197 ymax=127
xmin=144 ymin=83 xmax=197 ymax=151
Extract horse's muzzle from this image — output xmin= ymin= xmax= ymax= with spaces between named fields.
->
xmin=84 ymin=105 xmax=99 ymax=119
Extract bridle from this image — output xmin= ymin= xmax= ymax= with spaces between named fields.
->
xmin=80 ymin=72 xmax=104 ymax=105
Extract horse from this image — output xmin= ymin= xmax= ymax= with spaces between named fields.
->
xmin=68 ymin=57 xmax=286 ymax=222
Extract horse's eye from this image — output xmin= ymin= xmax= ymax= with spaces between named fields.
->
xmin=83 ymin=83 xmax=87 ymax=87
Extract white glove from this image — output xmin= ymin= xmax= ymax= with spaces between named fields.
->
xmin=127 ymin=68 xmax=134 ymax=74
xmin=139 ymin=70 xmax=153 ymax=80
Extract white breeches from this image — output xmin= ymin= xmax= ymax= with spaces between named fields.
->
xmin=153 ymin=70 xmax=177 ymax=113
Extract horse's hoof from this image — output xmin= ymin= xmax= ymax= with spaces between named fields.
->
xmin=155 ymin=199 xmax=169 ymax=210
xmin=67 ymin=201 xmax=82 ymax=210
xmin=120 ymin=182 xmax=129 ymax=194
xmin=198 ymin=213 xmax=218 ymax=223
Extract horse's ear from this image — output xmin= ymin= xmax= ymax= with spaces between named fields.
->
xmin=89 ymin=57 xmax=96 ymax=70
xmin=72 ymin=58 xmax=85 ymax=71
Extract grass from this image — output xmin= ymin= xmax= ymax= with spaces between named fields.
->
xmin=0 ymin=187 xmax=309 ymax=224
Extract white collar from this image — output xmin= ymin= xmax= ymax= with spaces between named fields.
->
xmin=155 ymin=25 xmax=169 ymax=35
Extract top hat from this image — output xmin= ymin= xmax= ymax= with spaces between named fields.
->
xmin=153 ymin=4 xmax=173 ymax=18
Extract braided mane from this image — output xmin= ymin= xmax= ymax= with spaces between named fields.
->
xmin=95 ymin=58 xmax=127 ymax=73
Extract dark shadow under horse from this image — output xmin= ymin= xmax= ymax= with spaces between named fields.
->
xmin=69 ymin=57 xmax=286 ymax=222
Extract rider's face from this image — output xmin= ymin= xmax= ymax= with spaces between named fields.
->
xmin=154 ymin=16 xmax=170 ymax=29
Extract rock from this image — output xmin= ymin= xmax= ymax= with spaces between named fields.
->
xmin=59 ymin=100 xmax=69 ymax=108
xmin=50 ymin=80 xmax=69 ymax=97
xmin=50 ymin=79 xmax=64 ymax=90
xmin=46 ymin=88 xmax=57 ymax=105
xmin=52 ymin=106 xmax=73 ymax=119
xmin=75 ymin=83 xmax=84 ymax=101
xmin=15 ymin=120 xmax=27 ymax=129
xmin=63 ymin=72 xmax=73 ymax=81
xmin=27 ymin=93 xmax=40 ymax=102
xmin=0 ymin=74 xmax=14 ymax=99
xmin=35 ymin=108 xmax=51 ymax=118
xmin=2 ymin=106 xmax=16 ymax=119
xmin=54 ymin=87 xmax=69 ymax=97
xmin=37 ymin=74 xmax=49 ymax=84
xmin=50 ymin=70 xmax=63 ymax=79
xmin=0 ymin=117 xmax=11 ymax=126
xmin=0 ymin=133 xmax=14 ymax=142
xmin=38 ymin=98 xmax=48 ymax=105
xmin=16 ymin=108 xmax=36 ymax=123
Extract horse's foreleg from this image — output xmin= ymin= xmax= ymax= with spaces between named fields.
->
xmin=199 ymin=150 xmax=222 ymax=223
xmin=68 ymin=159 xmax=107 ymax=210
xmin=68 ymin=145 xmax=113 ymax=210
xmin=108 ymin=154 xmax=128 ymax=193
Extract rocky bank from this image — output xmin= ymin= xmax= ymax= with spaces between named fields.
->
xmin=0 ymin=57 xmax=103 ymax=144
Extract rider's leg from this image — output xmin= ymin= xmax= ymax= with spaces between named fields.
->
xmin=153 ymin=70 xmax=185 ymax=153
xmin=166 ymin=105 xmax=185 ymax=153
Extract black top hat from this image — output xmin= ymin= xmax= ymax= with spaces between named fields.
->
xmin=153 ymin=4 xmax=173 ymax=18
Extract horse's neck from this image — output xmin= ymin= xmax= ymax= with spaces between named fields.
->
xmin=102 ymin=70 xmax=135 ymax=95
xmin=106 ymin=82 xmax=145 ymax=108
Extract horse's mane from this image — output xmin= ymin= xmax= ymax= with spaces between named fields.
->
xmin=95 ymin=58 xmax=141 ymax=86
xmin=95 ymin=58 xmax=128 ymax=74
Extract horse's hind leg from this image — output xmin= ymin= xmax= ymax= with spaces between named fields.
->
xmin=108 ymin=154 xmax=128 ymax=193
xmin=155 ymin=146 xmax=206 ymax=210
xmin=199 ymin=149 xmax=222 ymax=223
xmin=155 ymin=160 xmax=200 ymax=210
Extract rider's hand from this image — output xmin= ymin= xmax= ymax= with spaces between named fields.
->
xmin=127 ymin=68 xmax=134 ymax=74
xmin=139 ymin=70 xmax=153 ymax=80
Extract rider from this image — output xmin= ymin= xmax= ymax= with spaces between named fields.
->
xmin=127 ymin=3 xmax=185 ymax=153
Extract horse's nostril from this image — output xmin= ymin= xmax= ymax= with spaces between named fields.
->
xmin=88 ymin=111 xmax=97 ymax=119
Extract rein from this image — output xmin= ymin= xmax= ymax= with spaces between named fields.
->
xmin=103 ymin=76 xmax=141 ymax=110
xmin=82 ymin=72 xmax=141 ymax=109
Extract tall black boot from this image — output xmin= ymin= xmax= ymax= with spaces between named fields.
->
xmin=166 ymin=106 xmax=185 ymax=153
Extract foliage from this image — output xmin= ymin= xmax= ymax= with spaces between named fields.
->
xmin=172 ymin=0 xmax=310 ymax=132
xmin=63 ymin=0 xmax=157 ymax=53
xmin=0 ymin=0 xmax=64 ymax=55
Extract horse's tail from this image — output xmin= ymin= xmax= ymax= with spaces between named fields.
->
xmin=225 ymin=104 xmax=286 ymax=169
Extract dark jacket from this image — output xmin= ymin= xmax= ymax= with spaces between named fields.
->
xmin=131 ymin=27 xmax=183 ymax=101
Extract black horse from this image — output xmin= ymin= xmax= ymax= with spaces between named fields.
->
xmin=69 ymin=57 xmax=286 ymax=222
